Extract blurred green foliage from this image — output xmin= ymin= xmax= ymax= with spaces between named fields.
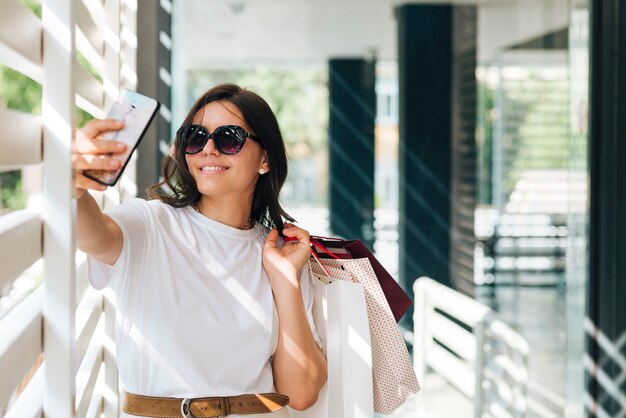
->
xmin=1 ymin=0 xmax=94 ymax=212
xmin=187 ymin=68 xmax=328 ymax=155
xmin=0 ymin=66 xmax=41 ymax=213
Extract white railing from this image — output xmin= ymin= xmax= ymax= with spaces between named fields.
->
xmin=413 ymin=277 xmax=530 ymax=418
xmin=0 ymin=0 xmax=137 ymax=417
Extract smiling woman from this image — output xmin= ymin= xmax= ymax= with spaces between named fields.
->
xmin=148 ymin=84 xmax=294 ymax=232
xmin=72 ymin=83 xmax=327 ymax=417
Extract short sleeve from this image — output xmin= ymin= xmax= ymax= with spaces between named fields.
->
xmin=299 ymin=264 xmax=327 ymax=355
xmin=87 ymin=198 xmax=150 ymax=290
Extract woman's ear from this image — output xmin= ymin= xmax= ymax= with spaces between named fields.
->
xmin=259 ymin=152 xmax=270 ymax=175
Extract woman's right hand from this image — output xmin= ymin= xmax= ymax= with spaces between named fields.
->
xmin=73 ymin=119 xmax=126 ymax=198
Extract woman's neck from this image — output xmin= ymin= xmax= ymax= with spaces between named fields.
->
xmin=195 ymin=197 xmax=255 ymax=230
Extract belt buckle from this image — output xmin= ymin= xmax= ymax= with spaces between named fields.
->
xmin=180 ymin=398 xmax=196 ymax=418
xmin=181 ymin=398 xmax=224 ymax=418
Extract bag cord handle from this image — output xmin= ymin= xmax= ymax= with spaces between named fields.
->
xmin=310 ymin=238 xmax=340 ymax=260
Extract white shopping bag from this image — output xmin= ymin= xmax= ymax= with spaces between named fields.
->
xmin=289 ymin=274 xmax=374 ymax=418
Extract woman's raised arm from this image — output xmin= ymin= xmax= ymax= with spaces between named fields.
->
xmin=73 ymin=119 xmax=126 ymax=265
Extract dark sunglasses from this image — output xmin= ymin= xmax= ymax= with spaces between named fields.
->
xmin=178 ymin=124 xmax=260 ymax=155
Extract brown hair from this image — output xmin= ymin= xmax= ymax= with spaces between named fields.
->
xmin=147 ymin=83 xmax=294 ymax=232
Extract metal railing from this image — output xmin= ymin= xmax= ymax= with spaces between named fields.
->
xmin=413 ymin=277 xmax=530 ymax=418
xmin=0 ymin=0 xmax=137 ymax=416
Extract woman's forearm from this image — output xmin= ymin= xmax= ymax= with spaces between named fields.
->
xmin=270 ymin=274 xmax=327 ymax=411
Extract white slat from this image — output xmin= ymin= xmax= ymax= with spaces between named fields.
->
xmin=76 ymin=258 xmax=90 ymax=306
xmin=76 ymin=30 xmax=106 ymax=79
xmin=104 ymin=0 xmax=121 ymax=106
xmin=76 ymin=289 xmax=103 ymax=364
xmin=421 ymin=278 xmax=490 ymax=326
xmin=75 ymin=344 xmax=103 ymax=418
xmin=0 ymin=286 xmax=43 ymax=406
xmin=103 ymin=288 xmax=119 ymax=418
xmin=75 ymin=62 xmax=105 ymax=114
xmin=84 ymin=393 xmax=104 ymax=418
xmin=120 ymin=0 xmax=137 ymax=91
xmin=430 ymin=311 xmax=477 ymax=363
xmin=0 ymin=210 xmax=42 ymax=289
xmin=76 ymin=0 xmax=104 ymax=57
xmin=3 ymin=365 xmax=44 ymax=418
xmin=0 ymin=109 xmax=42 ymax=165
xmin=0 ymin=0 xmax=42 ymax=69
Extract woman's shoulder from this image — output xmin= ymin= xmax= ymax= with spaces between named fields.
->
xmin=113 ymin=197 xmax=187 ymax=220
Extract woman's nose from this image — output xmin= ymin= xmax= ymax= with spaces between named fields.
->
xmin=201 ymin=137 xmax=220 ymax=155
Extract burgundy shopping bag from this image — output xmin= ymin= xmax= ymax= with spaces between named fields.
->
xmin=310 ymin=236 xmax=413 ymax=323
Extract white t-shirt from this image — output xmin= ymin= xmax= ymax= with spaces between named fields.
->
xmin=88 ymin=198 xmax=322 ymax=418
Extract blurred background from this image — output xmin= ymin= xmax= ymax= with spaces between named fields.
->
xmin=2 ymin=0 xmax=625 ymax=417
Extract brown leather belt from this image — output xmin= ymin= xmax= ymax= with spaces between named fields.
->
xmin=123 ymin=391 xmax=290 ymax=417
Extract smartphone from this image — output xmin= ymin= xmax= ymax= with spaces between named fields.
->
xmin=83 ymin=90 xmax=160 ymax=186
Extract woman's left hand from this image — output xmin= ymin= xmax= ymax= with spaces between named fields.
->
xmin=262 ymin=224 xmax=311 ymax=287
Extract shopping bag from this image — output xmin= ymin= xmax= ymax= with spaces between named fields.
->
xmin=310 ymin=236 xmax=413 ymax=323
xmin=289 ymin=273 xmax=374 ymax=418
xmin=309 ymin=255 xmax=420 ymax=415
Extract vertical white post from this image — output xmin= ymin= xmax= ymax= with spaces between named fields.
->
xmin=473 ymin=320 xmax=486 ymax=418
xmin=42 ymin=0 xmax=76 ymax=417
xmin=413 ymin=278 xmax=427 ymax=382
xmin=103 ymin=2 xmax=121 ymax=415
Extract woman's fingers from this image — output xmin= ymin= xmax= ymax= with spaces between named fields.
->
xmin=264 ymin=228 xmax=280 ymax=250
xmin=75 ymin=173 xmax=107 ymax=192
xmin=282 ymin=224 xmax=310 ymax=245
xmin=80 ymin=119 xmax=124 ymax=139
xmin=72 ymin=153 xmax=122 ymax=170
xmin=75 ymin=119 xmax=126 ymax=154
xmin=74 ymin=135 xmax=127 ymax=155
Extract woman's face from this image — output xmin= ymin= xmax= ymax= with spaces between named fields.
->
xmin=184 ymin=101 xmax=269 ymax=203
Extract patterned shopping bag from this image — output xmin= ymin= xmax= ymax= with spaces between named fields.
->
xmin=310 ymin=236 xmax=413 ymax=323
xmin=309 ymin=256 xmax=420 ymax=415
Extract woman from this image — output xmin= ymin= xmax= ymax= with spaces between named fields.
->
xmin=73 ymin=84 xmax=327 ymax=417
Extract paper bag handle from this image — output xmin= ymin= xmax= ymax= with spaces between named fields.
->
xmin=310 ymin=238 xmax=340 ymax=260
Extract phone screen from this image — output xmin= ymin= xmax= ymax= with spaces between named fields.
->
xmin=83 ymin=90 xmax=160 ymax=186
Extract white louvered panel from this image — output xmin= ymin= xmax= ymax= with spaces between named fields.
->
xmin=75 ymin=343 xmax=103 ymax=418
xmin=0 ymin=0 xmax=42 ymax=71
xmin=0 ymin=109 xmax=42 ymax=165
xmin=76 ymin=257 xmax=90 ymax=306
xmin=76 ymin=0 xmax=104 ymax=57
xmin=76 ymin=29 xmax=106 ymax=80
xmin=84 ymin=393 xmax=104 ymax=418
xmin=103 ymin=287 xmax=119 ymax=418
xmin=76 ymin=288 xmax=103 ymax=364
xmin=3 ymin=366 xmax=43 ymax=418
xmin=75 ymin=62 xmax=105 ymax=115
xmin=104 ymin=0 xmax=121 ymax=106
xmin=120 ymin=0 xmax=137 ymax=91
xmin=0 ymin=210 xmax=42 ymax=289
xmin=0 ymin=286 xmax=43 ymax=406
